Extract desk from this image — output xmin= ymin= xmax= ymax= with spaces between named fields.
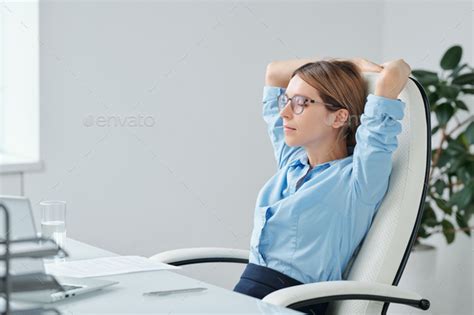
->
xmin=42 ymin=239 xmax=302 ymax=314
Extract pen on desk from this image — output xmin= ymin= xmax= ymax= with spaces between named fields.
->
xmin=143 ymin=287 xmax=208 ymax=296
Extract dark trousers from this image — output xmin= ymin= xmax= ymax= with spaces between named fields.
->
xmin=233 ymin=263 xmax=328 ymax=315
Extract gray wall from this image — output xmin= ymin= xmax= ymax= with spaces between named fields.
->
xmin=3 ymin=0 xmax=470 ymax=313
xmin=27 ymin=0 xmax=384 ymax=290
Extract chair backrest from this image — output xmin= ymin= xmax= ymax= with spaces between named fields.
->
xmin=330 ymin=73 xmax=431 ymax=315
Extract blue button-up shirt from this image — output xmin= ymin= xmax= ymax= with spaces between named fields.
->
xmin=249 ymin=85 xmax=405 ymax=284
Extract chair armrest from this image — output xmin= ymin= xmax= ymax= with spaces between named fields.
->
xmin=262 ymin=280 xmax=430 ymax=311
xmin=149 ymin=247 xmax=249 ymax=266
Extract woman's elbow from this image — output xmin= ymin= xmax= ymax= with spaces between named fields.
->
xmin=265 ymin=62 xmax=279 ymax=86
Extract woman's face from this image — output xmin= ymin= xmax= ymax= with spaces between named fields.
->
xmin=280 ymin=75 xmax=343 ymax=148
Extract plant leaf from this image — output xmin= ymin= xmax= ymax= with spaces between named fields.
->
xmin=441 ymin=45 xmax=462 ymax=70
xmin=449 ymin=185 xmax=473 ymax=209
xmin=448 ymin=156 xmax=466 ymax=173
xmin=461 ymin=88 xmax=474 ymax=94
xmin=452 ymin=72 xmax=474 ymax=85
xmin=466 ymin=204 xmax=474 ymax=220
xmin=417 ymin=225 xmax=429 ymax=239
xmin=425 ymin=217 xmax=438 ymax=228
xmin=412 ymin=70 xmax=439 ymax=86
xmin=437 ymin=84 xmax=461 ymax=100
xmin=434 ymin=196 xmax=452 ymax=215
xmin=422 ymin=203 xmax=438 ymax=227
xmin=435 ymin=103 xmax=454 ymax=126
xmin=433 ymin=179 xmax=446 ymax=195
xmin=454 ymin=100 xmax=469 ymax=111
xmin=441 ymin=219 xmax=456 ymax=244
xmin=446 ymin=138 xmax=467 ymax=156
xmin=449 ymin=63 xmax=468 ymax=78
xmin=465 ymin=121 xmax=474 ymax=144
xmin=456 ymin=166 xmax=472 ymax=184
xmin=437 ymin=150 xmax=451 ymax=168
xmin=455 ymin=132 xmax=468 ymax=144
xmin=427 ymin=92 xmax=439 ymax=110
xmin=456 ymin=213 xmax=470 ymax=237
xmin=412 ymin=70 xmax=438 ymax=77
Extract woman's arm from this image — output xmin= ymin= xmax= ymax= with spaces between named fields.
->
xmin=265 ymin=58 xmax=319 ymax=88
xmin=265 ymin=57 xmax=385 ymax=88
xmin=350 ymin=59 xmax=411 ymax=204
xmin=374 ymin=59 xmax=412 ymax=99
xmin=262 ymin=57 xmax=322 ymax=167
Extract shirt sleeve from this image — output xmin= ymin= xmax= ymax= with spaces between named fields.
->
xmin=351 ymin=93 xmax=406 ymax=205
xmin=262 ymin=86 xmax=303 ymax=169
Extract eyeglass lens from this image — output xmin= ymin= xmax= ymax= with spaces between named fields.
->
xmin=278 ymin=95 xmax=306 ymax=114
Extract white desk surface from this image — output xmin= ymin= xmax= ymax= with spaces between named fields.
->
xmin=39 ymin=239 xmax=302 ymax=314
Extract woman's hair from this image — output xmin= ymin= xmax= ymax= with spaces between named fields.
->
xmin=291 ymin=59 xmax=368 ymax=148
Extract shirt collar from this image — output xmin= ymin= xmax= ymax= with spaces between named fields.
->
xmin=289 ymin=145 xmax=354 ymax=169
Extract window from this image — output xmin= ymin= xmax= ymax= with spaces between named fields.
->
xmin=0 ymin=0 xmax=41 ymax=173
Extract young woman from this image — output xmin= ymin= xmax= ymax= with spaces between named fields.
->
xmin=233 ymin=57 xmax=411 ymax=315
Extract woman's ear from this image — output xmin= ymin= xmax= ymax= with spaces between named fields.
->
xmin=332 ymin=109 xmax=349 ymax=129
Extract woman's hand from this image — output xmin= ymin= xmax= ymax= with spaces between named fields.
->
xmin=374 ymin=59 xmax=412 ymax=99
xmin=349 ymin=57 xmax=383 ymax=73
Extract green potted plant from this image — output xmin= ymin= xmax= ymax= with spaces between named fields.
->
xmin=411 ymin=45 xmax=474 ymax=247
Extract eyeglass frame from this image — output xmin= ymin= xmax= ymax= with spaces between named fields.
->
xmin=277 ymin=93 xmax=336 ymax=115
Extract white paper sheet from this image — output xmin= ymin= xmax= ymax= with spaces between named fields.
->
xmin=45 ymin=256 xmax=181 ymax=278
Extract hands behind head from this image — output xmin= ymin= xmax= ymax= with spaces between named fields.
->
xmin=375 ymin=59 xmax=412 ymax=100
xmin=349 ymin=57 xmax=384 ymax=73
xmin=346 ymin=57 xmax=411 ymax=100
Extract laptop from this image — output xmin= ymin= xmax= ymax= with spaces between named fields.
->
xmin=0 ymin=195 xmax=118 ymax=303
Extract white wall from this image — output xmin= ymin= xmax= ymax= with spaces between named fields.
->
xmin=0 ymin=0 xmax=470 ymax=313
xmin=0 ymin=173 xmax=22 ymax=195
xmin=23 ymin=0 xmax=384 ymax=290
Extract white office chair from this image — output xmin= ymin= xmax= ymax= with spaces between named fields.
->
xmin=150 ymin=73 xmax=431 ymax=314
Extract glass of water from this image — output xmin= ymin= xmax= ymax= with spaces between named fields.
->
xmin=40 ymin=200 xmax=67 ymax=254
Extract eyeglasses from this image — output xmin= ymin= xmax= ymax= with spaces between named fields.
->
xmin=277 ymin=94 xmax=334 ymax=115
